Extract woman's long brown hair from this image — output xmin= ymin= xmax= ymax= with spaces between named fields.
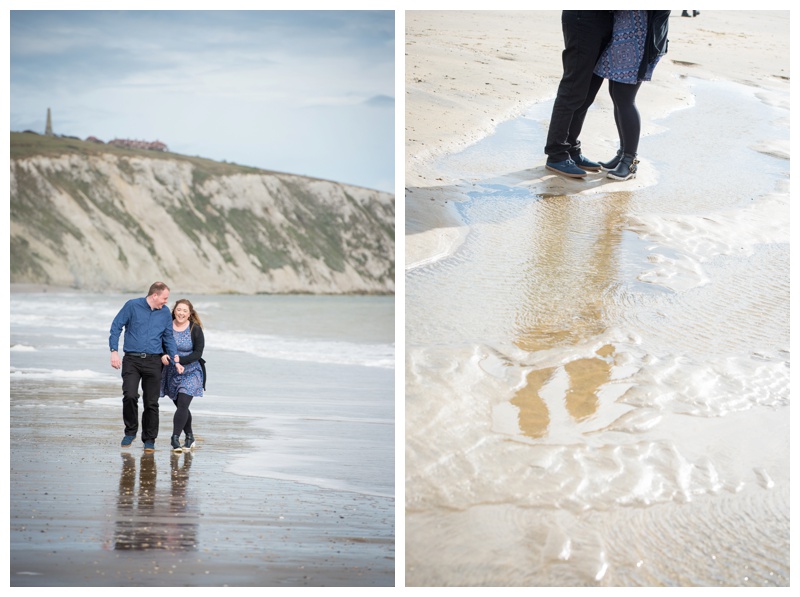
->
xmin=172 ymin=298 xmax=203 ymax=329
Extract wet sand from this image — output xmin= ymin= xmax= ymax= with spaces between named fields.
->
xmin=10 ymin=384 xmax=394 ymax=587
xmin=406 ymin=10 xmax=790 ymax=267
xmin=405 ymin=10 xmax=790 ymax=587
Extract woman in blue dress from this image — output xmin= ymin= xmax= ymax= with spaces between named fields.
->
xmin=160 ymin=299 xmax=205 ymax=452
xmin=594 ymin=10 xmax=670 ymax=181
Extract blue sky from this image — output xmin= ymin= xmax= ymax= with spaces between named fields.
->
xmin=9 ymin=10 xmax=395 ymax=193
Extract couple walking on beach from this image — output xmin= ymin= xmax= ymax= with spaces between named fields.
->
xmin=544 ymin=10 xmax=670 ymax=181
xmin=109 ymin=281 xmax=206 ymax=453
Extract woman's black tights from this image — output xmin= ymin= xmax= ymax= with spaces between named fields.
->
xmin=609 ymin=80 xmax=642 ymax=155
xmin=172 ymin=392 xmax=193 ymax=436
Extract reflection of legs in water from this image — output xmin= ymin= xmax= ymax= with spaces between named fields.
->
xmin=564 ymin=353 xmax=612 ymax=421
xmin=138 ymin=453 xmax=157 ymax=511
xmin=511 ymin=367 xmax=556 ymax=439
xmin=112 ymin=453 xmax=198 ymax=551
xmin=511 ymin=346 xmax=615 ymax=438
xmin=170 ymin=452 xmax=192 ymax=512
xmin=512 ymin=193 xmax=629 ymax=438
xmin=113 ymin=453 xmax=137 ymax=549
xmin=168 ymin=452 xmax=198 ymax=549
xmin=118 ymin=453 xmax=136 ymax=509
xmin=113 ymin=453 xmax=159 ymax=550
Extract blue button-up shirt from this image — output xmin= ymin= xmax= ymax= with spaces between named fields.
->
xmin=109 ymin=297 xmax=178 ymax=357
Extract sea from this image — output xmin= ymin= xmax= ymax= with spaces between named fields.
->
xmin=10 ymin=292 xmax=395 ymax=499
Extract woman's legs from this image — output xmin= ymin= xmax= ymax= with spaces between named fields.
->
xmin=609 ymin=80 xmax=642 ymax=155
xmin=172 ymin=392 xmax=194 ymax=437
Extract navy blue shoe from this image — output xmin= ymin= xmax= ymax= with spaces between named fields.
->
xmin=143 ymin=440 xmax=155 ymax=453
xmin=545 ymin=158 xmax=587 ymax=179
xmin=121 ymin=435 xmax=135 ymax=447
xmin=570 ymin=153 xmax=602 ymax=172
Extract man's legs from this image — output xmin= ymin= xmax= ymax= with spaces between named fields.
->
xmin=566 ymin=73 xmax=605 ymax=153
xmin=121 ymin=356 xmax=142 ymax=438
xmin=544 ymin=10 xmax=614 ymax=162
xmin=140 ymin=357 xmax=162 ymax=442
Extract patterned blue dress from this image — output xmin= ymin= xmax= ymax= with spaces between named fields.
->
xmin=160 ymin=325 xmax=204 ymax=400
xmin=594 ymin=11 xmax=660 ymax=84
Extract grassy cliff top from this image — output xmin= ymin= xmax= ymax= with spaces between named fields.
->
xmin=10 ymin=131 xmax=271 ymax=178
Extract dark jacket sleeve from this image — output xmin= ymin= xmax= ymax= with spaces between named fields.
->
xmin=639 ymin=10 xmax=670 ymax=79
xmin=179 ymin=325 xmax=205 ymax=365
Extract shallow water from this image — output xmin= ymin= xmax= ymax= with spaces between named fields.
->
xmin=405 ymin=78 xmax=789 ymax=586
xmin=10 ymin=293 xmax=395 ymax=497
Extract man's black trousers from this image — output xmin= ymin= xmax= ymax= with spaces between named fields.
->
xmin=121 ymin=355 xmax=163 ymax=441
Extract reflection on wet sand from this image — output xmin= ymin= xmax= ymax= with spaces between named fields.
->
xmin=510 ymin=367 xmax=553 ymax=439
xmin=405 ymin=71 xmax=790 ymax=585
xmin=564 ymin=352 xmax=612 ymax=422
xmin=113 ymin=452 xmax=198 ymax=551
xmin=512 ymin=193 xmax=630 ymax=438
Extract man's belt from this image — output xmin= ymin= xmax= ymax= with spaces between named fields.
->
xmin=125 ymin=352 xmax=162 ymax=358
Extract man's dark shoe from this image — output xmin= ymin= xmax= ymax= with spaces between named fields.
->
xmin=545 ymin=158 xmax=587 ymax=179
xmin=143 ymin=440 xmax=156 ymax=453
xmin=121 ymin=435 xmax=135 ymax=448
xmin=570 ymin=153 xmax=602 ymax=172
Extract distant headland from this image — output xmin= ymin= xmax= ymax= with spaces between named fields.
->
xmin=28 ymin=107 xmax=168 ymax=153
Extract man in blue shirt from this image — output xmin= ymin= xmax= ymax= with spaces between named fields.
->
xmin=109 ymin=281 xmax=182 ymax=452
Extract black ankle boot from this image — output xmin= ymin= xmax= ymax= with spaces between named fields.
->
xmin=183 ymin=434 xmax=195 ymax=451
xmin=607 ymin=153 xmax=639 ymax=181
xmin=171 ymin=434 xmax=182 ymax=452
xmin=599 ymin=149 xmax=623 ymax=170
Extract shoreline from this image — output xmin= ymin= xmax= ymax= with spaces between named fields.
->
xmin=8 ymin=283 xmax=395 ymax=297
xmin=9 ymin=292 xmax=395 ymax=587
xmin=10 ymin=390 xmax=395 ymax=587
xmin=404 ymin=10 xmax=790 ymax=268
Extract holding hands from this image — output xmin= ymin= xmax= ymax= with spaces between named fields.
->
xmin=160 ymin=354 xmax=185 ymax=374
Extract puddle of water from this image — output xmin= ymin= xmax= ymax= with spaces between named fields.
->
xmin=406 ymin=78 xmax=789 ymax=586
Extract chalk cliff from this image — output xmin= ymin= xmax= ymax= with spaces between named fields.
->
xmin=10 ymin=133 xmax=394 ymax=294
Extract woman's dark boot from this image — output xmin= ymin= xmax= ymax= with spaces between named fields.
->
xmin=599 ymin=149 xmax=623 ymax=170
xmin=171 ymin=434 xmax=182 ymax=452
xmin=607 ymin=153 xmax=639 ymax=181
xmin=183 ymin=434 xmax=196 ymax=451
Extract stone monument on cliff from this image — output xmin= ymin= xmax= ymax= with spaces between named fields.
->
xmin=45 ymin=108 xmax=53 ymax=136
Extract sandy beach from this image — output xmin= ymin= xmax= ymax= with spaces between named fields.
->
xmin=405 ymin=11 xmax=789 ymax=586
xmin=406 ymin=10 xmax=789 ymax=267
xmin=10 ymin=292 xmax=394 ymax=587
xmin=10 ymin=405 xmax=393 ymax=587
